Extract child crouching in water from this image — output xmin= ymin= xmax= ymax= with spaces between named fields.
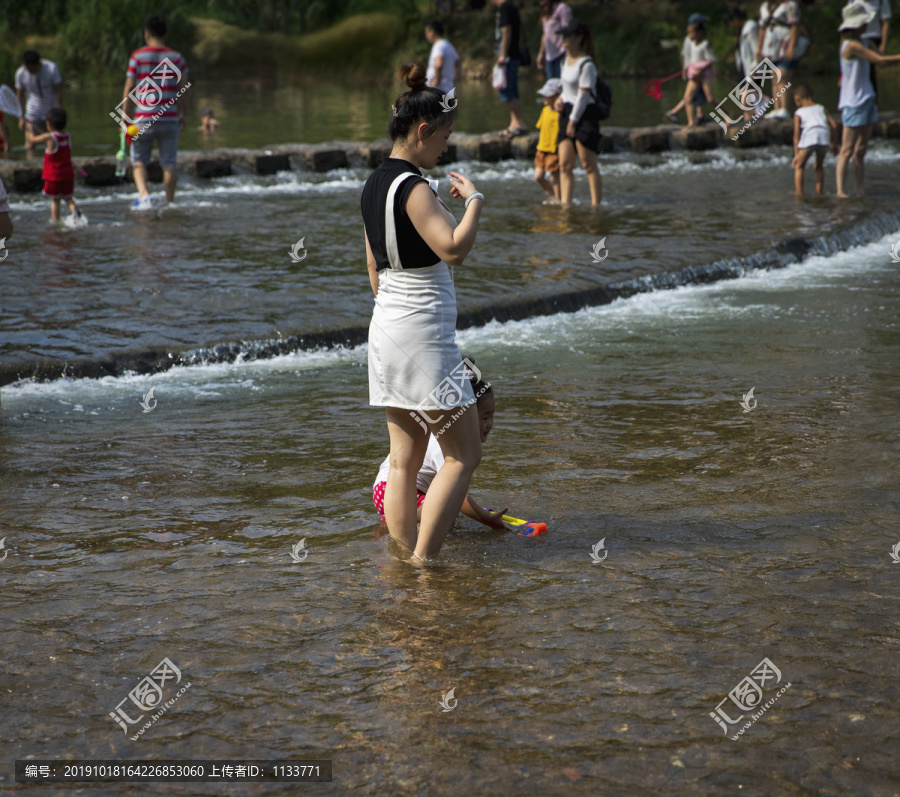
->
xmin=372 ymin=364 xmax=511 ymax=557
xmin=534 ymin=78 xmax=562 ymax=203
xmin=792 ymin=84 xmax=839 ymax=195
xmin=26 ymin=107 xmax=83 ymax=224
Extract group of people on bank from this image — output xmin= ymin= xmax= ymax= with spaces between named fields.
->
xmin=425 ymin=1 xmax=603 ymax=207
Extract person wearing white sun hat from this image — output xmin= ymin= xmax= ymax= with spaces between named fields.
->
xmin=836 ymin=0 xmax=900 ymax=197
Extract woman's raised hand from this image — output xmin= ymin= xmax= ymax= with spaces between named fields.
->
xmin=448 ymin=172 xmax=478 ymax=201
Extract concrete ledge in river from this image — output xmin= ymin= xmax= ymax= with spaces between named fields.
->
xmin=2 ymin=112 xmax=898 ymax=192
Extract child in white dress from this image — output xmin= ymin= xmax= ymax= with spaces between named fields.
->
xmin=791 ymin=84 xmax=839 ymax=195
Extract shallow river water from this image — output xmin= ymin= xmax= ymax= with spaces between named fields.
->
xmin=1 ymin=100 xmax=899 ymax=794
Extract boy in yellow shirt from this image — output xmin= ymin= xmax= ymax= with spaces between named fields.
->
xmin=534 ymin=78 xmax=562 ymax=202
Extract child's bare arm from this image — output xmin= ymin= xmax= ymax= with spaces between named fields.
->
xmin=792 ymin=116 xmax=801 ymax=153
xmin=26 ymin=128 xmax=53 ymax=144
xmin=461 ymin=495 xmax=509 ymax=529
xmin=26 ymin=129 xmax=53 ymax=146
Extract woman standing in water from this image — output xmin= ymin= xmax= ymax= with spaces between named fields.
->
xmin=361 ymin=63 xmax=485 ymax=564
xmin=835 ymin=1 xmax=900 ymax=197
xmin=556 ymin=19 xmax=602 ymax=206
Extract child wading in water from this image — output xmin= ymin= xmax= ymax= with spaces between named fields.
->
xmin=835 ymin=0 xmax=900 ymax=197
xmin=792 ymin=84 xmax=839 ymax=195
xmin=372 ymin=365 xmax=512 ymax=534
xmin=198 ymin=108 xmax=220 ymax=133
xmin=666 ymin=19 xmax=716 ymax=127
xmin=26 ymin=107 xmax=83 ymax=224
xmin=534 ymin=78 xmax=562 ymax=202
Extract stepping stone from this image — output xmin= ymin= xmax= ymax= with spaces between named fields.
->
xmin=630 ymin=128 xmax=669 ymax=153
xmin=195 ymin=158 xmax=232 ymax=178
xmin=256 ymin=154 xmax=291 ymax=175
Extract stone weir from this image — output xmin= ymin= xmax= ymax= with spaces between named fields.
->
xmin=2 ymin=208 xmax=898 ymax=389
xmin=2 ymin=114 xmax=899 ymax=190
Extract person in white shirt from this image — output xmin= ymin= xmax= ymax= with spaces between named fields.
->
xmin=14 ymin=50 xmax=62 ymax=153
xmin=850 ymin=0 xmax=892 ymax=94
xmin=556 ymin=19 xmax=602 ymax=206
xmin=726 ymin=6 xmax=765 ymax=122
xmin=425 ymin=20 xmax=460 ymax=95
xmin=791 ymin=84 xmax=839 ymax=195
xmin=856 ymin=0 xmax=892 ymax=52
xmin=665 ymin=20 xmax=716 ymax=127
xmin=755 ymin=1 xmax=803 ymax=119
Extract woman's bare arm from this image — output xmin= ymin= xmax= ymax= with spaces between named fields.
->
xmin=844 ymin=39 xmax=900 ymax=65
xmin=364 ymin=228 xmax=379 ymax=296
xmin=405 ymin=180 xmax=482 ymax=267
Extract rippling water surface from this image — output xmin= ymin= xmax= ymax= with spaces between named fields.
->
xmin=5 ymin=144 xmax=900 ymax=367
xmin=2 ymin=226 xmax=899 ymax=792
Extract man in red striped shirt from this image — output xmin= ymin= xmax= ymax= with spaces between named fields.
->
xmin=118 ymin=15 xmax=190 ymax=210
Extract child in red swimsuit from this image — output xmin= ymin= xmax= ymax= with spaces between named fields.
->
xmin=26 ymin=107 xmax=82 ymax=223
xmin=372 ymin=364 xmax=511 ymax=534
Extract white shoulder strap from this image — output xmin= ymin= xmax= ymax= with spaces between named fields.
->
xmin=385 ymin=171 xmax=421 ymax=271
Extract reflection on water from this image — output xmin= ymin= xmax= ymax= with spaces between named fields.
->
xmin=6 ymin=74 xmax=898 ymax=159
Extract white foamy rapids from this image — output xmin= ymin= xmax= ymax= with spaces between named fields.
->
xmin=1 ymin=343 xmax=367 ymax=406
xmin=6 ymin=170 xmax=369 ymax=211
xmin=4 ymin=229 xmax=898 ymax=403
xmin=455 ymin=228 xmax=900 ymax=350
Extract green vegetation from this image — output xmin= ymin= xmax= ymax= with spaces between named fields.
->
xmin=191 ymin=13 xmax=405 ymax=78
xmin=0 ymin=0 xmax=416 ymax=80
xmin=0 ymin=0 xmax=893 ymax=83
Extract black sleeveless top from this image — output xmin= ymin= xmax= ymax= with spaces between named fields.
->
xmin=361 ymin=157 xmax=442 ymax=271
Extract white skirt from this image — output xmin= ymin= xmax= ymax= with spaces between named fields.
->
xmin=368 ymin=262 xmax=475 ymax=411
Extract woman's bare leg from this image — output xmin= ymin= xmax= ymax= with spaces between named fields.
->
xmin=416 ymin=403 xmax=482 ymax=559
xmin=576 ymin=141 xmax=602 ymax=206
xmin=774 ymin=72 xmax=793 ymax=112
xmin=852 ymin=124 xmax=873 ymax=195
xmin=558 ymin=138 xmax=576 ymax=205
xmin=383 ymin=408 xmax=430 ymax=551
xmin=836 ymin=126 xmax=861 ymax=198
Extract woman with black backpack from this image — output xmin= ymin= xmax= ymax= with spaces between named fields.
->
xmin=556 ymin=19 xmax=602 ymax=206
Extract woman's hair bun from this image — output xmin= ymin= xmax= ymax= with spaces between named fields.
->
xmin=398 ymin=62 xmax=428 ymax=91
